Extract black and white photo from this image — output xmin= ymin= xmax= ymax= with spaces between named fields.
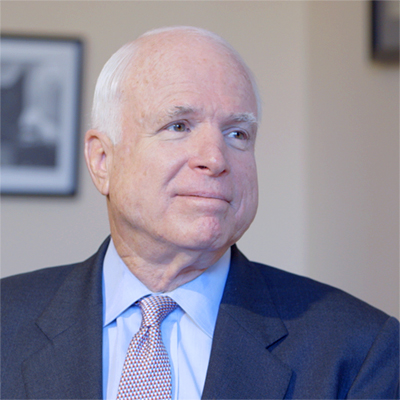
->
xmin=371 ymin=0 xmax=400 ymax=62
xmin=1 ymin=35 xmax=82 ymax=195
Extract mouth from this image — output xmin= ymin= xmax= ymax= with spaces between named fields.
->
xmin=177 ymin=192 xmax=231 ymax=203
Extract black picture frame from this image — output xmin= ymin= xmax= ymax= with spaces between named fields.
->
xmin=1 ymin=34 xmax=83 ymax=196
xmin=371 ymin=0 xmax=399 ymax=62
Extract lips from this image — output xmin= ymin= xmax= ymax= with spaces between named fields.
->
xmin=176 ymin=191 xmax=231 ymax=203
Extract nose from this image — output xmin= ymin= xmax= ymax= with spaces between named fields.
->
xmin=188 ymin=125 xmax=229 ymax=177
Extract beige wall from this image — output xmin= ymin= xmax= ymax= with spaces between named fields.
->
xmin=1 ymin=1 xmax=398 ymax=319
xmin=306 ymin=1 xmax=399 ymax=318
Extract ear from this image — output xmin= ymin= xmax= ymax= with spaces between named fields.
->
xmin=84 ymin=129 xmax=114 ymax=196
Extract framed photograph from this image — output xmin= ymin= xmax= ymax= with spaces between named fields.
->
xmin=1 ymin=35 xmax=83 ymax=195
xmin=371 ymin=0 xmax=399 ymax=62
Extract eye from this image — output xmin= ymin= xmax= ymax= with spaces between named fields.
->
xmin=166 ymin=122 xmax=189 ymax=132
xmin=224 ymin=127 xmax=254 ymax=150
xmin=226 ymin=129 xmax=248 ymax=140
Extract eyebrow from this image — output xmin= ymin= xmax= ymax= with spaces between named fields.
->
xmin=153 ymin=105 xmax=194 ymax=125
xmin=159 ymin=105 xmax=258 ymax=126
xmin=228 ymin=112 xmax=258 ymax=126
xmin=165 ymin=105 xmax=195 ymax=119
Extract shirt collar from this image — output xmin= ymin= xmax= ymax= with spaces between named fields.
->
xmin=103 ymin=238 xmax=230 ymax=338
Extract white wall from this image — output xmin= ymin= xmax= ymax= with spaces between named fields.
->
xmin=1 ymin=1 xmax=398 ymax=318
xmin=305 ymin=1 xmax=399 ymax=317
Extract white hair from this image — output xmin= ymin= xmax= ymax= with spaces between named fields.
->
xmin=91 ymin=26 xmax=262 ymax=144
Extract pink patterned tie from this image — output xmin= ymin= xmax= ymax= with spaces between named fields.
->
xmin=116 ymin=295 xmax=178 ymax=400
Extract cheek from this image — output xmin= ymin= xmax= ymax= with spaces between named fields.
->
xmin=232 ymin=159 xmax=258 ymax=222
xmin=111 ymin=144 xmax=185 ymax=209
xmin=235 ymin=157 xmax=258 ymax=199
xmin=108 ymin=149 xmax=142 ymax=209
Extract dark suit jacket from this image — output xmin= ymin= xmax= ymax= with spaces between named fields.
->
xmin=2 ymin=238 xmax=399 ymax=399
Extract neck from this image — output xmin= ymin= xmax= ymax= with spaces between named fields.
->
xmin=110 ymin=230 xmax=229 ymax=293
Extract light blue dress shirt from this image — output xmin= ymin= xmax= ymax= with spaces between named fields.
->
xmin=102 ymin=239 xmax=230 ymax=400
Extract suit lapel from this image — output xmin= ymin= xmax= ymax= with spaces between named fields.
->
xmin=21 ymin=238 xmax=109 ymax=400
xmin=20 ymin=240 xmax=290 ymax=399
xmin=202 ymin=246 xmax=293 ymax=400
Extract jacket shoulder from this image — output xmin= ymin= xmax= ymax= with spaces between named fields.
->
xmin=232 ymin=246 xmax=392 ymax=325
xmin=1 ymin=239 xmax=108 ymax=400
xmin=2 ymin=263 xmax=81 ymax=321
xmin=255 ymin=260 xmax=391 ymax=325
xmin=1 ymin=238 xmax=109 ymax=318
xmin=232 ymin=248 xmax=399 ymax=397
xmin=253 ymin=262 xmax=399 ymax=398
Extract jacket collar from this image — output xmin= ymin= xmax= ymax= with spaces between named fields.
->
xmin=21 ymin=239 xmax=291 ymax=399
xmin=22 ymin=238 xmax=109 ymax=400
xmin=202 ymin=245 xmax=292 ymax=399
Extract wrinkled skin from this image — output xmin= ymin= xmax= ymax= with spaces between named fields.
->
xmin=85 ymin=32 xmax=259 ymax=292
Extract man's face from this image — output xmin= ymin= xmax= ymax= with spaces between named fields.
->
xmin=107 ymin=35 xmax=259 ymax=257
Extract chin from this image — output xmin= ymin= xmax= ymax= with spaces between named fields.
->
xmin=161 ymin=214 xmax=244 ymax=252
xmin=173 ymin=225 xmax=235 ymax=253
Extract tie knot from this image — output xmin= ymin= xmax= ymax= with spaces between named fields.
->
xmin=138 ymin=296 xmax=178 ymax=327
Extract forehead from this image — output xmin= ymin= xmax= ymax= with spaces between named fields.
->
xmin=121 ymin=33 xmax=257 ymax=119
xmin=132 ymin=32 xmax=243 ymax=76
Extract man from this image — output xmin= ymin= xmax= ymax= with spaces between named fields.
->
xmin=1 ymin=26 xmax=399 ymax=400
